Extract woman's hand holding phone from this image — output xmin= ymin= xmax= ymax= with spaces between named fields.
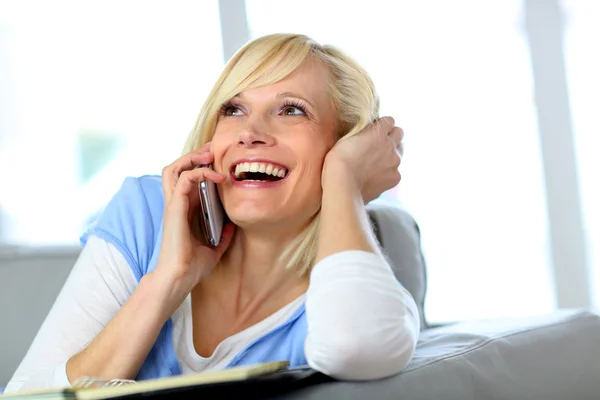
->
xmin=154 ymin=143 xmax=235 ymax=299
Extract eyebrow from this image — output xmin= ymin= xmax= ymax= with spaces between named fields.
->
xmin=233 ymin=92 xmax=316 ymax=109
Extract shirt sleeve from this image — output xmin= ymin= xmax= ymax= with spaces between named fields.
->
xmin=304 ymin=250 xmax=420 ymax=380
xmin=3 ymin=236 xmax=137 ymax=394
xmin=80 ymin=176 xmax=164 ymax=282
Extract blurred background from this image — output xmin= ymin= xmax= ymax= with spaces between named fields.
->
xmin=0 ymin=0 xmax=597 ymax=324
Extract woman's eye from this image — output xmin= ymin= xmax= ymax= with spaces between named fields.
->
xmin=281 ymin=106 xmax=305 ymax=116
xmin=222 ymin=104 xmax=243 ymax=116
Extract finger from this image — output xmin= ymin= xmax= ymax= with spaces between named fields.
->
xmin=397 ymin=140 xmax=404 ymax=158
xmin=393 ymin=151 xmax=402 ymax=168
xmin=168 ymin=168 xmax=225 ymax=215
xmin=172 ymin=152 xmax=215 ymax=178
xmin=174 ymin=168 xmax=225 ymax=200
xmin=169 ymin=143 xmax=213 ymax=176
xmin=196 ymin=142 xmax=212 ymax=153
xmin=375 ymin=116 xmax=395 ymax=135
xmin=162 ymin=152 xmax=215 ymax=203
xmin=388 ymin=127 xmax=404 ymax=147
xmin=392 ymin=169 xmax=402 ymax=186
xmin=214 ymin=222 xmax=236 ymax=258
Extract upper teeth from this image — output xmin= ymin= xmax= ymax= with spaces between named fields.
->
xmin=234 ymin=162 xmax=287 ymax=179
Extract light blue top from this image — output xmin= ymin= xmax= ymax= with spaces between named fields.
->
xmin=81 ymin=176 xmax=308 ymax=380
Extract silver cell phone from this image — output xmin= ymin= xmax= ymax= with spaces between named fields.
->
xmin=198 ymin=164 xmax=225 ymax=247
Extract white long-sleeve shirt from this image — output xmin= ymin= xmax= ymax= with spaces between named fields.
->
xmin=4 ymin=235 xmax=419 ymax=393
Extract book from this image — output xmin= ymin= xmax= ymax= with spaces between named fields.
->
xmin=1 ymin=361 xmax=317 ymax=400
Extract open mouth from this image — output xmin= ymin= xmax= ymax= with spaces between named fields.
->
xmin=231 ymin=161 xmax=289 ymax=182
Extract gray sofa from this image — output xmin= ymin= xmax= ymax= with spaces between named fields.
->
xmin=1 ymin=201 xmax=599 ymax=398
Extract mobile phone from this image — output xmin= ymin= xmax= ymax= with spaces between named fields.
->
xmin=197 ymin=165 xmax=225 ymax=247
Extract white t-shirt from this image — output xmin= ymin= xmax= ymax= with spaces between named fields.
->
xmin=5 ymin=236 xmax=419 ymax=393
xmin=173 ymin=291 xmax=306 ymax=374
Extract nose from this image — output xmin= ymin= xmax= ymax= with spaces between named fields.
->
xmin=237 ymin=116 xmax=276 ymax=148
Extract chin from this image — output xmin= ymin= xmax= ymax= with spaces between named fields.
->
xmin=226 ymin=203 xmax=320 ymax=235
xmin=226 ymin=203 xmax=281 ymax=229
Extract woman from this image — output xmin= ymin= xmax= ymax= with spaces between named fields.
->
xmin=5 ymin=33 xmax=419 ymax=393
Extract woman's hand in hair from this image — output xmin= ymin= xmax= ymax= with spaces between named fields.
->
xmin=323 ymin=117 xmax=404 ymax=203
xmin=155 ymin=143 xmax=236 ymax=297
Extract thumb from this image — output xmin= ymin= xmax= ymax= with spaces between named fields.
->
xmin=214 ymin=222 xmax=236 ymax=259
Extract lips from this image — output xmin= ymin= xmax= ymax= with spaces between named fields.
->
xmin=230 ymin=160 xmax=289 ymax=182
xmin=228 ymin=159 xmax=291 ymax=188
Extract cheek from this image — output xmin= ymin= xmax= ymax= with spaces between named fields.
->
xmin=211 ymin=123 xmax=228 ymax=146
xmin=295 ymin=134 xmax=331 ymax=190
xmin=209 ymin=130 xmax=229 ymax=172
xmin=305 ymin=152 xmax=327 ymax=178
xmin=307 ymin=129 xmax=335 ymax=165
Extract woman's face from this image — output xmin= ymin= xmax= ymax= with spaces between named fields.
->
xmin=211 ymin=60 xmax=337 ymax=230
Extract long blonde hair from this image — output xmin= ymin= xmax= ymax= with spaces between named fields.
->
xmin=183 ymin=33 xmax=379 ymax=274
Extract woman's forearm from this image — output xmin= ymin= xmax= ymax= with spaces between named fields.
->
xmin=316 ymin=161 xmax=381 ymax=263
xmin=309 ymin=161 xmax=419 ymax=380
xmin=305 ymin=251 xmax=419 ymax=380
xmin=66 ymin=271 xmax=184 ymax=382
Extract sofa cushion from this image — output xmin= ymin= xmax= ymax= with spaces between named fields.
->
xmin=280 ymin=309 xmax=600 ymax=399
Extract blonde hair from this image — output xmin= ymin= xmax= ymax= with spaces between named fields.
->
xmin=183 ymin=33 xmax=379 ymax=275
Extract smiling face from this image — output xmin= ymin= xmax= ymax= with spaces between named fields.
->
xmin=211 ymin=59 xmax=337 ymax=231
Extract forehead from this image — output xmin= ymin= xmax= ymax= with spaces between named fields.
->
xmin=240 ymin=59 xmax=330 ymax=104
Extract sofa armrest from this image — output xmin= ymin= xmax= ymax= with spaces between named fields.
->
xmin=278 ymin=309 xmax=600 ymax=400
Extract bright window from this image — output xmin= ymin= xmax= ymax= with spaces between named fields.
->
xmin=563 ymin=0 xmax=600 ymax=309
xmin=0 ymin=0 xmax=223 ymax=245
xmin=245 ymin=0 xmax=555 ymax=322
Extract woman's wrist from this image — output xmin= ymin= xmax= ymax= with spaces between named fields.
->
xmin=321 ymin=157 xmax=362 ymax=199
xmin=316 ymin=156 xmax=377 ymax=263
xmin=139 ymin=270 xmax=191 ymax=319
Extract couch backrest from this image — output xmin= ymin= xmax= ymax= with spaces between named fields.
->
xmin=367 ymin=200 xmax=428 ymax=329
